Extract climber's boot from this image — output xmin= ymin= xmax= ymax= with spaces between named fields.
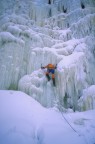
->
xmin=52 ymin=78 xmax=56 ymax=86
xmin=46 ymin=74 xmax=51 ymax=81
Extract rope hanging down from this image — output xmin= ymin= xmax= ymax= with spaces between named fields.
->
xmin=60 ymin=111 xmax=79 ymax=135
xmin=60 ymin=110 xmax=88 ymax=144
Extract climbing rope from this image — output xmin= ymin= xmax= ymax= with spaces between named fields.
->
xmin=59 ymin=106 xmax=88 ymax=144
xmin=60 ymin=110 xmax=80 ymax=135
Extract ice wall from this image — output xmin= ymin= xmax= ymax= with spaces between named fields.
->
xmin=18 ymin=69 xmax=58 ymax=108
xmin=78 ymin=85 xmax=95 ymax=111
xmin=0 ymin=0 xmax=95 ymax=111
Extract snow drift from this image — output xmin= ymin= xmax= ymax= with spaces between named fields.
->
xmin=0 ymin=90 xmax=95 ymax=144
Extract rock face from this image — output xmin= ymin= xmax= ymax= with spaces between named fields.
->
xmin=0 ymin=0 xmax=95 ymax=111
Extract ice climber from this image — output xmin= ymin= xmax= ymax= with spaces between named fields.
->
xmin=41 ymin=64 xmax=57 ymax=86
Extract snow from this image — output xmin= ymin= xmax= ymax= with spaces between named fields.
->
xmin=0 ymin=0 xmax=95 ymax=124
xmin=0 ymin=90 xmax=95 ymax=144
xmin=0 ymin=1 xmax=95 ymax=143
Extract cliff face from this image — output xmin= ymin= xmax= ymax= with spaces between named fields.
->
xmin=0 ymin=0 xmax=95 ymax=111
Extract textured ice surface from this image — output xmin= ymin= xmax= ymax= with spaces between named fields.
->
xmin=0 ymin=0 xmax=95 ymax=111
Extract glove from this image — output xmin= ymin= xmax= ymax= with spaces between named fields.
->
xmin=41 ymin=67 xmax=44 ymax=69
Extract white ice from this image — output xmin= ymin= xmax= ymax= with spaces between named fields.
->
xmin=0 ymin=0 xmax=95 ymax=111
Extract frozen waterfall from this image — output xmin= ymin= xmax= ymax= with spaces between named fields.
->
xmin=0 ymin=0 xmax=95 ymax=111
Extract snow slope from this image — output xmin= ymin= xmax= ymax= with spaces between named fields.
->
xmin=0 ymin=90 xmax=95 ymax=144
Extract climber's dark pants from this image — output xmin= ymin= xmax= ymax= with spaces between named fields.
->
xmin=45 ymin=69 xmax=55 ymax=86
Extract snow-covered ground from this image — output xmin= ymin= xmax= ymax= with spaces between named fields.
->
xmin=0 ymin=90 xmax=95 ymax=144
xmin=0 ymin=0 xmax=95 ymax=143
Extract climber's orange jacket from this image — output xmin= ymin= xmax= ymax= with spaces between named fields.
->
xmin=44 ymin=64 xmax=56 ymax=69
